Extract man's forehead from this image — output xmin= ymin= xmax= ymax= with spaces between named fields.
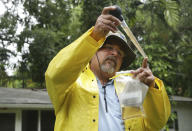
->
xmin=104 ymin=43 xmax=121 ymax=48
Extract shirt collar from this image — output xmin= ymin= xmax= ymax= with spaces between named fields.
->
xmin=96 ymin=77 xmax=114 ymax=87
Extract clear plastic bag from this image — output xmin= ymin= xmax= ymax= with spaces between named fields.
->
xmin=114 ymin=71 xmax=149 ymax=120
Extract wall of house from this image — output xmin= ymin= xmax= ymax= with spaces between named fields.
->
xmin=172 ymin=102 xmax=192 ymax=131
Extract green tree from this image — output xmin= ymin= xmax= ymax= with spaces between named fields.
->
xmin=0 ymin=5 xmax=18 ymax=86
xmin=16 ymin=0 xmax=72 ymax=87
xmin=174 ymin=0 xmax=192 ymax=96
xmin=80 ymin=0 xmax=112 ymax=32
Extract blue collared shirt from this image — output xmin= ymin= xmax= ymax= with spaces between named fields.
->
xmin=97 ymin=79 xmax=125 ymax=131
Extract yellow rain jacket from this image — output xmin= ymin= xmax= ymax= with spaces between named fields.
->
xmin=45 ymin=27 xmax=171 ymax=131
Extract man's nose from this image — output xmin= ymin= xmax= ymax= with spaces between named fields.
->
xmin=111 ymin=49 xmax=119 ymax=56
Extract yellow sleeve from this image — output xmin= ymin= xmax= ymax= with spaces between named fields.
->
xmin=143 ymin=77 xmax=171 ymax=130
xmin=45 ymin=27 xmax=105 ymax=114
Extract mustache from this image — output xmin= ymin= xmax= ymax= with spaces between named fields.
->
xmin=104 ymin=55 xmax=117 ymax=66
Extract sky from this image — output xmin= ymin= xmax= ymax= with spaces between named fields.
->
xmin=0 ymin=1 xmax=6 ymax=16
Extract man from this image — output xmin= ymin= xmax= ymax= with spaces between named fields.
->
xmin=45 ymin=6 xmax=170 ymax=131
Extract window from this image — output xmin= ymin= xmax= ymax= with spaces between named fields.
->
xmin=41 ymin=110 xmax=55 ymax=131
xmin=22 ymin=110 xmax=38 ymax=131
xmin=0 ymin=109 xmax=55 ymax=131
xmin=0 ymin=113 xmax=15 ymax=131
xmin=22 ymin=110 xmax=55 ymax=131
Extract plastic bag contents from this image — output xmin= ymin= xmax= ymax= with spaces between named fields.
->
xmin=113 ymin=70 xmax=149 ymax=120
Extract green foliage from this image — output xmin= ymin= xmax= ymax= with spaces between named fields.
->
xmin=164 ymin=0 xmax=179 ymax=29
xmin=176 ymin=0 xmax=192 ymax=96
xmin=80 ymin=0 xmax=112 ymax=32
xmin=0 ymin=65 xmax=9 ymax=87
xmin=0 ymin=8 xmax=18 ymax=86
xmin=17 ymin=0 xmax=72 ymax=86
xmin=28 ymin=29 xmax=65 ymax=84
xmin=68 ymin=4 xmax=83 ymax=41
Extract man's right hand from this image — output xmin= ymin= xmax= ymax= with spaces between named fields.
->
xmin=90 ymin=6 xmax=121 ymax=41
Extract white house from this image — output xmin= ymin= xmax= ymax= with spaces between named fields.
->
xmin=169 ymin=96 xmax=192 ymax=131
xmin=0 ymin=87 xmax=54 ymax=131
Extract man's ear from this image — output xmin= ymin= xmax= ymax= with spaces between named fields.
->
xmin=90 ymin=53 xmax=98 ymax=69
xmin=89 ymin=55 xmax=96 ymax=67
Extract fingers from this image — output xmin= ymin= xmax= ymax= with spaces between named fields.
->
xmin=101 ymin=16 xmax=119 ymax=32
xmin=144 ymin=76 xmax=155 ymax=85
xmin=137 ymin=70 xmax=152 ymax=83
xmin=91 ymin=6 xmax=121 ymax=41
xmin=102 ymin=6 xmax=116 ymax=15
xmin=142 ymin=57 xmax=148 ymax=68
xmin=137 ymin=70 xmax=150 ymax=80
xmin=97 ymin=11 xmax=121 ymax=33
xmin=131 ymin=68 xmax=144 ymax=78
xmin=102 ymin=14 xmax=121 ymax=26
xmin=131 ymin=66 xmax=155 ymax=86
xmin=101 ymin=6 xmax=121 ymax=26
xmin=132 ymin=68 xmax=150 ymax=79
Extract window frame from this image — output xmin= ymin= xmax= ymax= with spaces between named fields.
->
xmin=0 ymin=109 xmax=22 ymax=131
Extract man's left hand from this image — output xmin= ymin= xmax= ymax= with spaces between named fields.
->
xmin=131 ymin=57 xmax=155 ymax=87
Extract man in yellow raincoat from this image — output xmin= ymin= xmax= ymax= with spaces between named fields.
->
xmin=45 ymin=6 xmax=170 ymax=131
